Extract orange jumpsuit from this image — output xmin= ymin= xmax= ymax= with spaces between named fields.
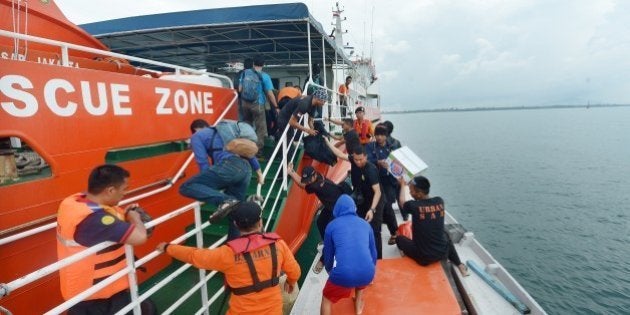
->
xmin=166 ymin=239 xmax=300 ymax=315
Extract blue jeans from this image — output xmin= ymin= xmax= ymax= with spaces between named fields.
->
xmin=180 ymin=156 xmax=252 ymax=240
xmin=180 ymin=156 xmax=252 ymax=205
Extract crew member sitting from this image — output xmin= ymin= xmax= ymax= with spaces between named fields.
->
xmin=396 ymin=176 xmax=469 ymax=276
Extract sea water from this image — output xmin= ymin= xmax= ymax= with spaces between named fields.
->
xmin=386 ymin=107 xmax=630 ymax=314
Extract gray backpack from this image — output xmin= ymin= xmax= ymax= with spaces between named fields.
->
xmin=215 ymin=120 xmax=258 ymax=144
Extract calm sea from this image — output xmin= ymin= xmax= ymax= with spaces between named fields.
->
xmin=386 ymin=107 xmax=630 ymax=314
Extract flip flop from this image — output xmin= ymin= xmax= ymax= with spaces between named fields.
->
xmin=246 ymin=194 xmax=264 ymax=206
xmin=458 ymin=264 xmax=470 ymax=277
xmin=353 ymin=297 xmax=364 ymax=315
xmin=312 ymin=260 xmax=324 ymax=274
xmin=208 ymin=199 xmax=240 ymax=224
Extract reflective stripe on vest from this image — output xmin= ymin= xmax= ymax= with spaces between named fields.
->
xmin=56 ymin=193 xmax=129 ymax=300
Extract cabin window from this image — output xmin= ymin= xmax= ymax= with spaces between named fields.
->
xmin=0 ymin=137 xmax=51 ymax=186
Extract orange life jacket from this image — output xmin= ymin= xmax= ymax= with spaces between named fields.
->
xmin=226 ymin=232 xmax=281 ymax=295
xmin=56 ymin=193 xmax=129 ymax=301
xmin=354 ymin=119 xmax=372 ymax=144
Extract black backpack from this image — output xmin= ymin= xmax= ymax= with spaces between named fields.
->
xmin=303 ymin=134 xmax=337 ymax=166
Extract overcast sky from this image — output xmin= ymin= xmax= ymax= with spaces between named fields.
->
xmin=55 ymin=0 xmax=630 ymax=110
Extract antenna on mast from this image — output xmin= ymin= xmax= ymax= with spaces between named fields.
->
xmin=370 ymin=5 xmax=375 ymax=60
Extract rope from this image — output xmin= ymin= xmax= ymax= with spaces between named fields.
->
xmin=10 ymin=0 xmax=29 ymax=60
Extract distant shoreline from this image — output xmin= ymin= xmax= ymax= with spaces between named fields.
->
xmin=383 ymin=103 xmax=630 ymax=114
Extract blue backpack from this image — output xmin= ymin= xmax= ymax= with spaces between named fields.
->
xmin=240 ymin=69 xmax=263 ymax=103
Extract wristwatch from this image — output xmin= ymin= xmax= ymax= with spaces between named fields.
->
xmin=369 ymin=208 xmax=375 ymax=213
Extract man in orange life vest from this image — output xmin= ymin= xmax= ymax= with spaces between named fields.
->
xmin=352 ymin=106 xmax=374 ymax=145
xmin=56 ymin=164 xmax=156 ymax=314
xmin=326 ymin=106 xmax=374 ymax=146
xmin=337 ymin=75 xmax=352 ymax=117
xmin=157 ymin=201 xmax=301 ymax=315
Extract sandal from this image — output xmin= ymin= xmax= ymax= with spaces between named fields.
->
xmin=209 ymin=199 xmax=240 ymax=224
xmin=388 ymin=235 xmax=397 ymax=245
xmin=312 ymin=260 xmax=324 ymax=274
xmin=458 ymin=264 xmax=470 ymax=277
xmin=246 ymin=194 xmax=264 ymax=206
xmin=354 ymin=297 xmax=364 ymax=315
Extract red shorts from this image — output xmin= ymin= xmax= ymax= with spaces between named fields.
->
xmin=322 ymin=280 xmax=367 ymax=303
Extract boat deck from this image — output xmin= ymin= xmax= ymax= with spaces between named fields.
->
xmin=292 ymin=209 xmax=544 ymax=314
xmin=292 ymin=211 xmax=463 ymax=315
xmin=332 ymin=258 xmax=461 ymax=314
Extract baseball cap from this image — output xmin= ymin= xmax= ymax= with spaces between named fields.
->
xmin=312 ymin=88 xmax=328 ymax=101
xmin=232 ymin=201 xmax=262 ymax=229
xmin=301 ymin=166 xmax=317 ymax=184
xmin=355 ymin=106 xmax=365 ymax=113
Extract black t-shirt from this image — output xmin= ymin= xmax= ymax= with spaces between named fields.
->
xmin=277 ymin=95 xmax=317 ymax=125
xmin=403 ymin=197 xmax=448 ymax=259
xmin=349 ymin=154 xmax=381 ymax=204
xmin=305 ymin=177 xmax=344 ymax=211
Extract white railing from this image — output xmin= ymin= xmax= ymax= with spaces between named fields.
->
xmin=0 ymin=192 xmax=284 ymax=315
xmin=255 ymin=112 xmax=306 ymax=231
xmin=0 ymin=25 xmax=370 ymax=314
xmin=0 ymin=28 xmax=240 ymax=247
xmin=255 ymin=80 xmax=356 ymax=232
xmin=0 ymin=30 xmax=233 ymax=87
xmin=304 ymin=80 xmax=358 ymax=135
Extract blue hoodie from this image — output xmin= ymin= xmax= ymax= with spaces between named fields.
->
xmin=323 ymin=195 xmax=377 ymax=287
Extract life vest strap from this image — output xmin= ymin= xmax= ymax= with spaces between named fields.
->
xmin=229 ymin=242 xmax=279 ymax=295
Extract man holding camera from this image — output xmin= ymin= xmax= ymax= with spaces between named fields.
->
xmin=56 ymin=164 xmax=156 ymax=314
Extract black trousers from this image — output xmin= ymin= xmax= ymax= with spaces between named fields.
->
xmin=316 ymin=207 xmax=334 ymax=240
xmin=68 ymin=290 xmax=157 ymax=315
xmin=396 ymin=232 xmax=463 ymax=266
xmin=340 ymin=98 xmax=347 ymax=117
xmin=317 ymin=207 xmax=334 ymax=262
xmin=381 ymin=180 xmax=399 ymax=236
xmin=357 ymin=197 xmax=384 ymax=259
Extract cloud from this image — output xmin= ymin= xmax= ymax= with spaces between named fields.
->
xmin=53 ymin=0 xmax=630 ymax=109
xmin=382 ymin=40 xmax=411 ymax=54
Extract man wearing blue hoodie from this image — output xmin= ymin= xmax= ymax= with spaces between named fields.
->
xmin=321 ymin=195 xmax=377 ymax=315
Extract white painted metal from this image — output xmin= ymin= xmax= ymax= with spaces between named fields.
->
xmin=194 ymin=204 xmax=211 ymax=315
xmin=0 ymin=30 xmax=234 ymax=87
xmin=446 ymin=212 xmax=548 ymax=315
xmin=124 ymin=245 xmax=142 ymax=315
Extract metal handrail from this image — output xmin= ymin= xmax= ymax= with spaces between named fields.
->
xmin=0 ymin=30 xmax=233 ymax=88
xmin=42 ymin=202 xmax=217 ymax=315
xmin=0 ymin=25 xmax=373 ymax=314
xmin=255 ymin=80 xmax=357 ymax=231
xmin=0 ymin=30 xmax=239 ymax=247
